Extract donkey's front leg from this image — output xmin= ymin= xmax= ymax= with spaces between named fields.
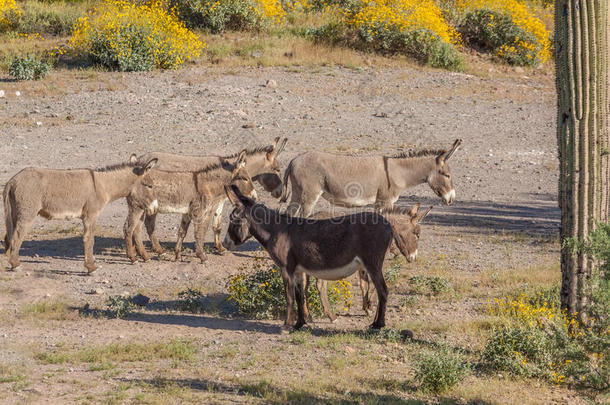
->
xmin=174 ymin=214 xmax=191 ymax=262
xmin=211 ymin=200 xmax=226 ymax=254
xmin=294 ymin=274 xmax=307 ymax=330
xmin=124 ymin=207 xmax=146 ymax=263
xmin=193 ymin=208 xmax=213 ymax=264
xmin=82 ymin=215 xmax=101 ymax=274
xmin=132 ymin=211 xmax=150 ymax=262
xmin=316 ymin=278 xmax=337 ymax=322
xmin=364 ymin=259 xmax=388 ymax=329
xmin=280 ymin=267 xmax=297 ymax=330
xmin=145 ymin=213 xmax=165 ymax=254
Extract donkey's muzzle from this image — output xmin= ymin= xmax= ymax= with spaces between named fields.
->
xmin=271 ymin=185 xmax=282 ymax=199
xmin=407 ymin=250 xmax=418 ymax=263
xmin=146 ymin=200 xmax=159 ymax=215
xmin=442 ymin=189 xmax=455 ymax=205
xmin=222 ymin=233 xmax=236 ymax=251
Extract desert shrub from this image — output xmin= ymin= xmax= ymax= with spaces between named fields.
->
xmin=106 ymin=296 xmax=135 ymax=319
xmin=169 ymin=0 xmax=284 ymax=32
xmin=483 ymin=280 xmax=609 ymax=390
xmin=0 ymin=0 xmax=21 ymax=31
xmin=9 ymin=54 xmax=51 ymax=80
xmin=12 ymin=1 xmax=88 ymax=35
xmin=414 ymin=345 xmax=470 ymax=393
xmin=409 ymin=275 xmax=452 ymax=295
xmin=69 ymin=0 xmax=204 ymax=71
xmin=458 ymin=0 xmax=551 ymax=66
xmin=177 ymin=288 xmax=205 ymax=313
xmin=227 ymin=256 xmax=352 ymax=320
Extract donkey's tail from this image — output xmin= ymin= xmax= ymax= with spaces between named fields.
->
xmin=3 ymin=181 xmax=14 ymax=251
xmin=279 ymin=160 xmax=294 ymax=203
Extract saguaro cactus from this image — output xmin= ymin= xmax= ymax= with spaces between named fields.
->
xmin=555 ymin=0 xmax=610 ymax=316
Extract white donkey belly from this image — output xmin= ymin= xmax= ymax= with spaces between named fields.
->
xmin=158 ymin=204 xmax=189 ymax=214
xmin=296 ymin=256 xmax=363 ymax=281
xmin=41 ymin=209 xmax=82 ymax=220
xmin=322 ymin=193 xmax=376 ymax=208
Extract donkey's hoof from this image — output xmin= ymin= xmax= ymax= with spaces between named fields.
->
xmin=85 ymin=264 xmax=100 ymax=274
xmin=329 ymin=316 xmax=338 ymax=323
xmin=369 ymin=323 xmax=384 ymax=330
xmin=215 ymin=248 xmax=227 ymax=256
xmin=280 ymin=326 xmax=292 ymax=335
xmin=9 ymin=265 xmax=21 ymax=272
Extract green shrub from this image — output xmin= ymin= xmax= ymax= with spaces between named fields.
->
xmin=177 ymin=288 xmax=205 ymax=313
xmin=409 ymin=275 xmax=452 ymax=296
xmin=106 ymin=296 xmax=135 ymax=319
xmin=13 ymin=1 xmax=87 ymax=35
xmin=460 ymin=9 xmax=540 ymax=66
xmin=414 ymin=345 xmax=470 ymax=393
xmin=8 ymin=54 xmax=51 ymax=80
xmin=169 ymin=0 xmax=265 ymax=32
xmin=226 ymin=256 xmax=352 ymax=320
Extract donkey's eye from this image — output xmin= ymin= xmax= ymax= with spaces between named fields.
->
xmin=144 ymin=183 xmax=153 ymax=189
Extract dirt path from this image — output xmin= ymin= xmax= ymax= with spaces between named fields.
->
xmin=0 ymin=65 xmax=576 ymax=404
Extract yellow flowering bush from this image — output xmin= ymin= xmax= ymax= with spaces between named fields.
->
xmin=69 ymin=0 xmax=204 ymax=71
xmin=0 ymin=0 xmax=21 ymax=31
xmin=311 ymin=0 xmax=463 ymax=70
xmin=227 ymin=256 xmax=352 ymax=320
xmin=457 ymin=0 xmax=550 ymax=66
xmin=169 ymin=0 xmax=284 ymax=33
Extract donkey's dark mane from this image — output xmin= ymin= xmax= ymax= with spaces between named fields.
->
xmin=224 ymin=145 xmax=273 ymax=159
xmin=381 ymin=206 xmax=412 ymax=216
xmin=96 ymin=162 xmax=138 ymax=172
xmin=390 ymin=148 xmax=445 ymax=159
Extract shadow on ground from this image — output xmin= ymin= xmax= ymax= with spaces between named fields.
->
xmin=396 ymin=196 xmax=559 ymax=236
xmin=119 ymin=377 xmax=492 ymax=404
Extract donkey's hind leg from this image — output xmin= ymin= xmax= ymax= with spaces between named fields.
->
xmin=316 ymin=278 xmax=337 ymax=322
xmin=359 ymin=269 xmax=372 ymax=315
xmin=7 ymin=214 xmax=36 ymax=270
xmin=132 ymin=211 xmax=150 ymax=262
xmin=362 ymin=258 xmax=388 ymax=329
xmin=145 ymin=213 xmax=165 ymax=254
xmin=294 ymin=272 xmax=307 ymax=330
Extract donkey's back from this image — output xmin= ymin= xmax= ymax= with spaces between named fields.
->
xmin=138 ymin=152 xmax=221 ymax=172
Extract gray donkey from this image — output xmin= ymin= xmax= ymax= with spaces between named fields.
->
xmin=281 ymin=139 xmax=462 ymax=216
xmin=3 ymin=158 xmax=158 ymax=273
xmin=137 ymin=137 xmax=287 ymax=254
xmin=125 ymin=151 xmax=257 ymax=264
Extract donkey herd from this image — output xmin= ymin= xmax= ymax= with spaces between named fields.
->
xmin=2 ymin=137 xmax=461 ymax=330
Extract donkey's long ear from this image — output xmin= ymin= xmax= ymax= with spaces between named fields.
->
xmin=444 ymin=139 xmax=462 ymax=162
xmin=416 ymin=206 xmax=433 ymax=223
xmin=267 ymin=137 xmax=281 ymax=161
xmin=408 ymin=203 xmax=420 ymax=217
xmin=130 ymin=154 xmax=138 ymax=164
xmin=276 ymin=138 xmax=288 ymax=157
xmin=225 ymin=185 xmax=242 ymax=206
xmin=235 ymin=150 xmax=247 ymax=168
xmin=143 ymin=158 xmax=157 ymax=172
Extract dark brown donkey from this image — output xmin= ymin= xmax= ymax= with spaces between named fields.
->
xmin=222 ymin=185 xmax=423 ymax=330
xmin=306 ymin=205 xmax=431 ymax=322
xmin=3 ymin=158 xmax=158 ymax=273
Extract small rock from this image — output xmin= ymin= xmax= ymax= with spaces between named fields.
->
xmin=130 ymin=293 xmax=150 ymax=307
xmin=345 ymin=345 xmax=355 ymax=354
xmin=0 ymin=90 xmax=4 ymax=98
xmin=36 ymin=121 xmax=42 ymax=127
xmin=252 ymin=51 xmax=263 ymax=58
xmin=265 ymin=79 xmax=277 ymax=88
xmin=101 ymin=279 xmax=109 ymax=284
xmin=45 ymin=293 xmax=51 ymax=298
xmin=242 ymin=122 xmax=256 ymax=129
xmin=15 ymin=91 xmax=21 ymax=97
xmin=515 ymin=67 xmax=524 ymax=73
xmin=374 ymin=112 xmax=389 ymax=118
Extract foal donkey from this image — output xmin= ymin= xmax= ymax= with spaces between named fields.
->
xmin=137 ymin=137 xmax=287 ymax=254
xmin=222 ymin=185 xmax=423 ymax=330
xmin=3 ymin=158 xmax=158 ymax=273
xmin=124 ymin=151 xmax=257 ymax=264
